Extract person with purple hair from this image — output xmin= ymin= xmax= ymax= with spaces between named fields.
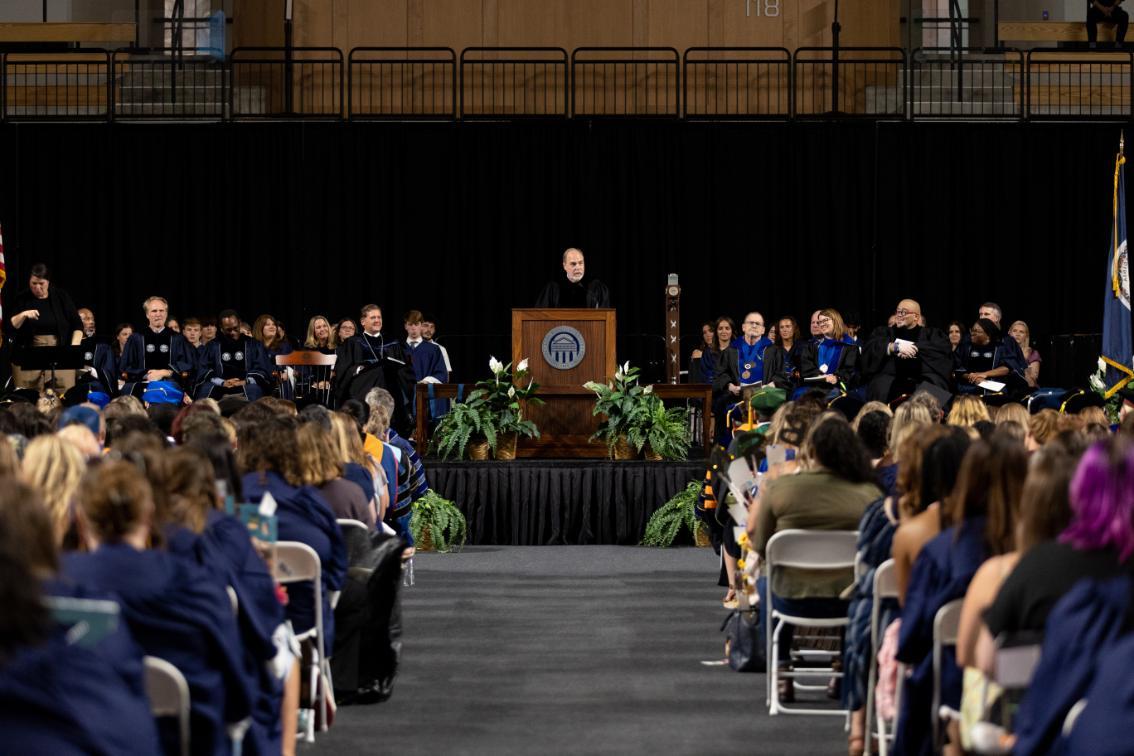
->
xmin=980 ymin=435 xmax=1134 ymax=647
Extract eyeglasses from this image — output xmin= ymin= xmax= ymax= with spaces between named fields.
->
xmin=895 ymin=309 xmax=918 ymax=317
xmin=816 ymin=317 xmax=832 ymax=325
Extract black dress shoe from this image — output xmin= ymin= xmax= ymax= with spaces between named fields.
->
xmin=777 ymin=676 xmax=795 ymax=703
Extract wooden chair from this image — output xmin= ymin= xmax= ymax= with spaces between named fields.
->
xmin=275 ymin=351 xmax=337 ymax=407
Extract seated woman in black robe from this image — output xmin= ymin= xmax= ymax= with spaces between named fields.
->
xmin=762 ymin=315 xmax=804 ymax=392
xmin=799 ymin=308 xmax=859 ymax=396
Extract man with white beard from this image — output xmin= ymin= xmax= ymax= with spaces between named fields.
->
xmin=535 ymin=247 xmax=611 ymax=308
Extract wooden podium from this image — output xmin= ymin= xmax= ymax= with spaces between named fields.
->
xmin=511 ymin=308 xmax=616 ymax=458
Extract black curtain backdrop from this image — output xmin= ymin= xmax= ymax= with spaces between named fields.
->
xmin=0 ymin=121 xmax=1121 ymax=383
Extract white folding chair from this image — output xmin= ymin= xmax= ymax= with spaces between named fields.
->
xmin=144 ymin=656 xmax=191 ymax=756
xmin=932 ymin=598 xmax=964 ymax=752
xmin=764 ymin=529 xmax=858 ymax=716
xmin=274 ymin=541 xmax=327 ymax=743
xmin=864 ymin=559 xmax=898 ymax=756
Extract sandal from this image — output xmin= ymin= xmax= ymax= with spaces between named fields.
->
xmin=722 ymin=589 xmax=738 ymax=609
xmin=847 ymin=734 xmax=865 ymax=756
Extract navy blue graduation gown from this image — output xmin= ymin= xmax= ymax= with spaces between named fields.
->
xmin=166 ymin=511 xmax=286 ymax=756
xmin=0 ymin=579 xmax=161 ymax=756
xmin=121 ymin=328 xmax=199 ymax=389
xmin=193 ymin=337 xmax=275 ymax=401
xmin=893 ymin=517 xmax=989 ymax=756
xmin=241 ymin=471 xmax=347 ymax=655
xmin=63 ymin=544 xmax=255 ymax=756
xmin=1061 ymin=624 xmax=1134 ymax=754
xmin=344 ymin=461 xmax=377 ymax=511
xmin=406 ymin=340 xmax=447 ymax=383
xmin=1013 ymin=575 xmax=1133 ymax=756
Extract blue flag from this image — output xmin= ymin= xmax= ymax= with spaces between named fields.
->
xmin=1102 ymin=139 xmax=1133 ymax=399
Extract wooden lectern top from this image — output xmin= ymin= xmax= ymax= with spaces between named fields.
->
xmin=511 ymin=308 xmax=616 ymax=388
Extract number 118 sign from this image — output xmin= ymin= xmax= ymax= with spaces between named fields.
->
xmin=746 ymin=0 xmax=781 ymax=16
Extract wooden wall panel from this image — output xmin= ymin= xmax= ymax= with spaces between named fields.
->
xmin=646 ymin=0 xmax=708 ymax=49
xmin=344 ymin=0 xmax=408 ymax=49
xmin=494 ymin=0 xmax=570 ymax=47
xmin=419 ymin=0 xmax=484 ymax=49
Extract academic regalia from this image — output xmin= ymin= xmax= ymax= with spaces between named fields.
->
xmin=953 ymin=341 xmax=1028 ymax=399
xmin=264 ymin=340 xmax=294 ymax=399
xmin=194 ymin=334 xmax=275 ymax=402
xmin=120 ymin=328 xmax=197 ymax=397
xmin=859 ymin=325 xmax=952 ymax=403
xmin=77 ymin=336 xmax=120 ymax=397
xmin=165 ymin=511 xmax=287 ymax=756
xmin=333 ymin=332 xmax=417 ymax=435
xmin=378 ymin=441 xmax=413 ymax=544
xmin=800 ymin=336 xmax=859 ymax=389
xmin=241 ymin=470 xmax=347 ymax=655
xmin=761 ymin=343 xmax=802 ymax=391
xmin=1061 ymin=624 xmax=1134 ymax=755
xmin=893 ymin=517 xmax=988 ymax=756
xmin=386 ymin=430 xmax=426 ymax=546
xmin=1013 ymin=575 xmax=1133 ymax=756
xmin=344 ymin=461 xmax=378 ymax=512
xmin=62 ymin=544 xmax=255 ymax=756
xmin=534 ymin=277 xmax=611 ymax=308
xmin=0 ymin=577 xmax=163 ymax=756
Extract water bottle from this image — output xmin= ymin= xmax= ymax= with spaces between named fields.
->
xmin=1042 ymin=9 xmax=1049 ymax=20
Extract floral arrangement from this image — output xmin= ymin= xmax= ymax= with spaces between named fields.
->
xmin=476 ymin=357 xmax=543 ymax=444
xmin=584 ymin=361 xmax=654 ymax=455
xmin=1088 ymin=357 xmax=1124 ymax=423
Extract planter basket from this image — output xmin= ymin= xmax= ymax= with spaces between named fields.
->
xmin=418 ymin=526 xmax=434 ymax=552
xmin=495 ymin=432 xmax=518 ymax=460
xmin=643 ymin=443 xmax=663 ymax=462
xmin=694 ymin=524 xmax=712 ymax=547
xmin=468 ymin=438 xmax=490 ymax=461
xmin=612 ymin=436 xmax=636 ymax=460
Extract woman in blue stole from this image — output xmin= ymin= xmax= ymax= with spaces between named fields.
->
xmin=800 ymin=308 xmax=859 ymax=398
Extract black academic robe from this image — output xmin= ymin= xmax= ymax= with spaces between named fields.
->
xmin=859 ymin=325 xmax=952 ymax=402
xmin=78 ymin=337 xmax=120 ymax=397
xmin=535 ymin=277 xmax=611 ymax=308
xmin=761 ymin=343 xmax=803 ymax=391
xmin=119 ymin=329 xmax=197 ymax=392
xmin=194 ymin=336 xmax=275 ymax=401
xmin=800 ymin=338 xmax=860 ymax=388
xmin=5 ymin=287 xmax=83 ymax=350
xmin=333 ymin=332 xmax=416 ymax=434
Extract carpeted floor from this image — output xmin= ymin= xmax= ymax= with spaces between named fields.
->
xmin=306 ymin=546 xmax=847 ymax=755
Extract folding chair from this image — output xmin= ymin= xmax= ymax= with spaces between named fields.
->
xmin=144 ymin=656 xmax=191 ymax=756
xmin=274 ymin=541 xmax=328 ymax=743
xmin=275 ymin=352 xmax=337 ymax=407
xmin=765 ymin=529 xmax=858 ymax=716
xmin=932 ymin=599 xmax=964 ymax=753
xmin=865 ymin=559 xmax=898 ymax=756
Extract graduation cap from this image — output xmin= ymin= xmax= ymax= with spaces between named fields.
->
xmin=0 ymin=388 xmax=39 ymax=406
xmin=62 ymin=382 xmax=111 ymax=409
xmin=1025 ymin=388 xmax=1068 ymax=414
xmin=217 ymin=395 xmax=249 ymax=417
xmin=980 ymin=393 xmax=1018 ymax=409
xmin=1060 ymin=389 xmax=1105 ymax=414
xmin=828 ymin=393 xmax=865 ymax=422
xmin=141 ymin=380 xmax=184 ymax=406
xmin=749 ymin=386 xmax=788 ymax=414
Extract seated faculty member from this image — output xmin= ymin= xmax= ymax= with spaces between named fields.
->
xmin=120 ymin=296 xmax=197 ymax=398
xmin=195 ymin=310 xmax=275 ymax=401
xmin=860 ymin=299 xmax=952 ymax=402
xmin=334 ymin=304 xmax=416 ymax=435
xmin=535 ymin=247 xmax=611 ymax=308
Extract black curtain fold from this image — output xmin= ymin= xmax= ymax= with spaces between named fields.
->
xmin=425 ymin=460 xmax=704 ymax=546
xmin=0 ymin=120 xmax=1122 ymax=386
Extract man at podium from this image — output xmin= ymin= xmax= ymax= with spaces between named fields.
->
xmin=535 ymin=248 xmax=610 ymax=308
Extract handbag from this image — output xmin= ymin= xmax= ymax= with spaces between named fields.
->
xmin=721 ymin=607 xmax=766 ymax=673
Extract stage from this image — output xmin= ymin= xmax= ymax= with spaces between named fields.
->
xmin=424 ymin=459 xmax=705 ymax=546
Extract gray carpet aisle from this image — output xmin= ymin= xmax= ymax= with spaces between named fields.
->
xmin=306 ymin=546 xmax=846 ymax=755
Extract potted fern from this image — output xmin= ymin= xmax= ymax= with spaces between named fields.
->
xmin=431 ymin=394 xmax=495 ymax=460
xmin=641 ymin=480 xmax=708 ymax=547
xmin=409 ymin=490 xmax=467 ymax=552
xmin=584 ymin=361 xmax=652 ymax=459
xmin=629 ymin=395 xmax=693 ymax=461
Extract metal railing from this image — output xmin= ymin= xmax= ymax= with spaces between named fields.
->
xmin=111 ymin=49 xmax=226 ymax=119
xmin=349 ymin=48 xmax=456 ymax=120
xmin=230 ymin=47 xmax=343 ymax=119
xmin=460 ymin=48 xmax=568 ymax=119
xmin=683 ymin=48 xmax=791 ymax=120
xmin=1025 ymin=49 xmax=1134 ymax=120
xmin=572 ymin=48 xmax=680 ymax=118
xmin=910 ymin=47 xmax=1023 ymax=120
xmin=793 ymin=48 xmax=907 ymax=118
xmin=3 ymin=45 xmax=1134 ymax=122
xmin=2 ymin=51 xmax=111 ymax=121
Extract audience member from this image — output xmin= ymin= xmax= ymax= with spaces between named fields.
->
xmin=946 ymin=394 xmax=991 ymax=428
xmin=861 ymin=299 xmax=952 ymax=402
xmin=297 ymin=421 xmax=375 ymax=528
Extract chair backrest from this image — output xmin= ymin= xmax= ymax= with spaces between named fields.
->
xmin=337 ymin=518 xmax=369 ymax=536
xmin=765 ymin=529 xmax=859 ymax=571
xmin=993 ymin=641 xmax=1042 ymax=689
xmin=275 ymin=351 xmax=337 ymax=367
xmin=873 ymin=558 xmax=899 ymax=601
xmin=274 ymin=540 xmax=321 ymax=584
xmin=144 ymin=656 xmax=191 ymax=756
xmin=934 ymin=599 xmax=963 ymax=646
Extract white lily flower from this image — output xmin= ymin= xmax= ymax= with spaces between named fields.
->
xmin=489 ymin=356 xmax=503 ymax=375
xmin=507 ymin=386 xmax=516 ymax=398
xmin=614 ymin=368 xmax=624 ymax=381
xmin=643 ymin=385 xmax=653 ymax=394
xmin=1098 ymin=357 xmax=1108 ymax=372
xmin=517 ymin=358 xmax=529 ymax=372
xmin=622 ymin=360 xmax=631 ymax=374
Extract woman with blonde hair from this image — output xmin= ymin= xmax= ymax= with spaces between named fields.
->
xmin=801 ymin=307 xmax=858 ymax=388
xmin=947 ymin=394 xmax=991 ymax=428
xmin=297 ymin=421 xmax=375 ymax=527
xmin=1008 ymin=320 xmax=1041 ymax=388
xmin=304 ymin=315 xmax=335 ymax=352
xmin=330 ymin=412 xmax=388 ymax=521
xmin=21 ymin=434 xmax=86 ymax=546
